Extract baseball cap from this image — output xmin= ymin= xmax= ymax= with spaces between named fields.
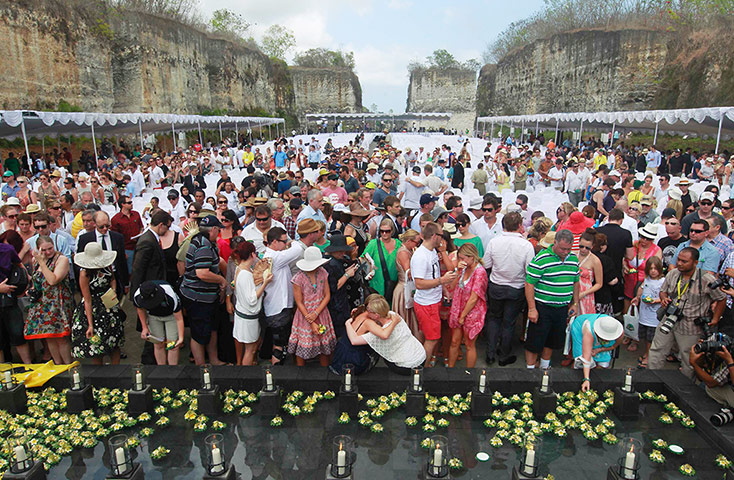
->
xmin=167 ymin=190 xmax=179 ymax=199
xmin=661 ymin=208 xmax=677 ymax=219
xmin=700 ymin=191 xmax=716 ymax=203
xmin=420 ymin=193 xmax=438 ymax=206
xmin=640 ymin=195 xmax=653 ymax=206
xmin=288 ymin=186 xmax=301 ymax=196
xmin=199 ymin=215 xmax=224 ymax=228
xmin=412 ymin=166 xmax=422 ymax=173
xmin=2 ymin=171 xmax=13 ymax=177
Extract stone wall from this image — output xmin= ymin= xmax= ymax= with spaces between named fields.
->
xmin=406 ymin=68 xmax=477 ymax=132
xmin=0 ymin=0 xmax=363 ymax=127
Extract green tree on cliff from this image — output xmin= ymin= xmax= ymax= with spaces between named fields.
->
xmin=210 ymin=8 xmax=250 ymax=34
xmin=408 ymin=49 xmax=480 ymax=73
xmin=293 ymin=48 xmax=356 ymax=69
xmin=261 ymin=25 xmax=296 ymax=61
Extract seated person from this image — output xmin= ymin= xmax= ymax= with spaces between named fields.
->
xmin=570 ymin=314 xmax=624 ymax=392
xmin=690 ymin=336 xmax=734 ymax=409
xmin=343 ymin=294 xmax=426 ymax=375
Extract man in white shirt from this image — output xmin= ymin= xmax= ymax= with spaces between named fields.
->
xmin=402 ymin=166 xmax=426 ymax=210
xmin=410 ymin=194 xmax=437 ymax=232
xmin=166 ymin=190 xmax=187 ymax=227
xmin=470 ymin=197 xmax=503 ymax=264
xmin=262 ymin=226 xmax=305 ymax=365
xmin=564 ymin=160 xmax=590 ymax=207
xmin=210 ymin=149 xmax=223 ymax=172
xmin=410 ymin=222 xmax=458 ymax=366
xmin=148 ymin=158 xmax=165 ymax=190
xmin=655 ymin=173 xmax=671 ymax=206
xmin=548 ymin=159 xmax=564 ymax=190
xmin=242 ymin=204 xmax=286 ymax=254
xmin=403 ymin=147 xmax=417 ymax=170
xmin=484 ymin=212 xmax=536 ymax=365
xmin=423 ymin=164 xmax=448 ymax=196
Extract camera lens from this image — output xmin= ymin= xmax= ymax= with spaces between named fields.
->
xmin=711 ymin=409 xmax=734 ymax=427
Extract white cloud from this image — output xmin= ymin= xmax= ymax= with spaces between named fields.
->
xmin=387 ymin=0 xmax=414 ymax=9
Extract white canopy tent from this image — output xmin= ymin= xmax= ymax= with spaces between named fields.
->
xmin=477 ymin=106 xmax=734 ymax=153
xmin=305 ymin=112 xmax=452 ymax=130
xmin=0 ymin=110 xmax=285 ymax=168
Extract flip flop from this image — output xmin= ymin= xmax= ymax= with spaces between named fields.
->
xmin=428 ymin=355 xmax=437 ymax=368
xmin=666 ymin=354 xmax=679 ymax=363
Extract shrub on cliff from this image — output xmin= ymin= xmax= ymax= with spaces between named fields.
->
xmin=407 ymin=49 xmax=480 ymax=74
xmin=293 ymin=48 xmax=356 ymax=70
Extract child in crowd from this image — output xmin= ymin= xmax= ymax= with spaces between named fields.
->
xmin=631 ymin=256 xmax=664 ymax=369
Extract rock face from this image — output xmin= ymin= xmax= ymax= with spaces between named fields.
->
xmin=477 ymin=26 xmax=734 ymax=116
xmin=406 ymin=68 xmax=477 ymax=132
xmin=291 ymin=67 xmax=362 ymax=123
xmin=0 ymin=0 xmax=362 ymax=125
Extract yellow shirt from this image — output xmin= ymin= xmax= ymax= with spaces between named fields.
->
xmin=243 ymin=151 xmax=254 ymax=165
xmin=594 ymin=154 xmax=607 ymax=170
xmin=70 ymin=211 xmax=83 ymax=238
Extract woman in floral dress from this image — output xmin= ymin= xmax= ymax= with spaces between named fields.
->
xmin=24 ymin=236 xmax=74 ymax=364
xmin=288 ymin=246 xmax=337 ymax=366
xmin=71 ymin=243 xmax=124 ymax=364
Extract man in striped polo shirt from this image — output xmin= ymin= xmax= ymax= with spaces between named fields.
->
xmin=525 ymin=229 xmax=580 ymax=370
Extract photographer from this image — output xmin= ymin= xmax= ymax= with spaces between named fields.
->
xmin=690 ymin=340 xmax=734 ymax=408
xmin=648 ymin=247 xmax=726 ymax=379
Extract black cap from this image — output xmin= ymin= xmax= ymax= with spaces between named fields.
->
xmin=661 ymin=208 xmax=678 ymax=219
xmin=199 ymin=215 xmax=224 ymax=228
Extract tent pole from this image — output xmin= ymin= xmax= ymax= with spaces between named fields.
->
xmin=520 ymin=119 xmax=525 ymax=144
xmin=138 ymin=119 xmax=144 ymax=150
xmin=268 ymin=124 xmax=271 ymax=141
xmin=91 ymin=122 xmax=99 ymax=165
xmin=610 ymin=122 xmax=616 ymax=147
xmin=578 ymin=120 xmax=584 ymax=147
xmin=218 ymin=122 xmax=223 ymax=144
xmin=716 ymin=110 xmax=724 ymax=154
xmin=535 ymin=120 xmax=539 ymax=137
xmin=20 ymin=115 xmax=32 ymax=172
xmin=276 ymin=122 xmax=279 ymax=138
xmin=554 ymin=119 xmax=559 ymax=145
xmin=197 ymin=121 xmax=203 ymax=146
xmin=653 ymin=121 xmax=659 ymax=145
xmin=235 ymin=122 xmax=238 ymax=144
xmin=499 ymin=120 xmax=504 ymax=142
xmin=171 ymin=123 xmax=177 ymax=152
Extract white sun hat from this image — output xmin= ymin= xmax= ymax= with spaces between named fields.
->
xmin=593 ymin=315 xmax=623 ymax=342
xmin=74 ymin=242 xmax=117 ymax=270
xmin=296 ymin=246 xmax=329 ymax=272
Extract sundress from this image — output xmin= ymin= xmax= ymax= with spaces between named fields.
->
xmin=24 ymin=254 xmax=74 ymax=339
xmin=448 ymin=265 xmax=488 ymax=340
xmin=71 ymin=267 xmax=125 ymax=358
xmin=579 ymin=256 xmax=596 ymax=315
xmin=287 ymin=267 xmax=337 ymax=359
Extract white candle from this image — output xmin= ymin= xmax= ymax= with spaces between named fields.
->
xmin=623 ymin=370 xmax=632 ymax=392
xmin=211 ymin=445 xmax=224 ymax=474
xmin=13 ymin=445 xmax=27 ymax=464
xmin=479 ymin=371 xmax=486 ymax=394
xmin=3 ymin=370 xmax=12 ymax=388
xmin=114 ymin=447 xmax=127 ymax=475
xmin=523 ymin=447 xmax=536 ymax=475
xmin=432 ymin=444 xmax=443 ymax=475
xmin=135 ymin=372 xmax=143 ymax=391
xmin=541 ymin=372 xmax=549 ymax=393
xmin=203 ymin=371 xmax=211 ymax=390
xmin=622 ymin=446 xmax=636 ymax=478
xmin=337 ymin=443 xmax=347 ymax=476
xmin=413 ymin=372 xmax=421 ymax=391
xmin=72 ymin=372 xmax=81 ymax=390
xmin=266 ymin=372 xmax=273 ymax=390
xmin=344 ymin=372 xmax=352 ymax=392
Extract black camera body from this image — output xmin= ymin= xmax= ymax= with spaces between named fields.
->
xmin=694 ymin=316 xmax=713 ymax=338
xmin=659 ymin=303 xmax=683 ymax=335
xmin=694 ymin=332 xmax=734 ymax=354
xmin=709 ymin=275 xmax=727 ymax=290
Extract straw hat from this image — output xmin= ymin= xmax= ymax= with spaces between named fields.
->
xmin=366 ymin=163 xmax=378 ymax=171
xmin=24 ymin=204 xmax=41 ymax=214
xmin=4 ymin=197 xmax=20 ymax=207
xmin=539 ymin=231 xmax=556 ymax=249
xmin=297 ymin=218 xmax=320 ymax=235
xmin=676 ymin=177 xmax=692 ymax=186
xmin=593 ymin=315 xmax=623 ymax=342
xmin=74 ymin=242 xmax=117 ymax=270
xmin=668 ymin=187 xmax=682 ymax=201
xmin=639 ymin=223 xmax=659 ymax=240
xmin=296 ymin=246 xmax=329 ymax=272
xmin=244 ymin=197 xmax=268 ymax=208
xmin=348 ymin=206 xmax=371 ymax=217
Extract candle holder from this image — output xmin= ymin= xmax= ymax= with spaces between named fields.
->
xmin=612 ymin=370 xmax=640 ymax=420
xmin=0 ymin=364 xmax=27 ymax=415
xmin=201 ymin=364 xmax=213 ymax=391
xmin=66 ymin=365 xmax=94 ymax=413
xmin=606 ymin=437 xmax=641 ymax=480
xmin=203 ymin=433 xmax=237 ymax=479
xmin=259 ymin=365 xmax=281 ymax=416
xmin=338 ymin=365 xmax=359 ymax=417
xmin=108 ymin=435 xmax=133 ymax=478
xmin=406 ymin=366 xmax=426 ymax=416
xmin=327 ymin=435 xmax=354 ymax=479
xmin=127 ymin=365 xmax=153 ymax=415
xmin=470 ymin=369 xmax=492 ymax=418
xmin=532 ymin=369 xmax=556 ymax=418
xmin=198 ymin=364 xmax=221 ymax=415
xmin=410 ymin=366 xmax=424 ymax=393
xmin=425 ymin=435 xmax=449 ymax=479
xmin=3 ymin=437 xmax=45 ymax=480
xmin=512 ymin=435 xmax=543 ymax=479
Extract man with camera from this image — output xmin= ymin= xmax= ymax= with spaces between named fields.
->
xmin=690 ymin=338 xmax=734 ymax=409
xmin=648 ymin=247 xmax=726 ymax=378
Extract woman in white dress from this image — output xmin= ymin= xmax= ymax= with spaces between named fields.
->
xmin=231 ymin=240 xmax=272 ymax=365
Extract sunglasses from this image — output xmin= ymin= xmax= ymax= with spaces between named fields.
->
xmin=578 ymin=245 xmax=592 ymax=250
xmin=6 ymin=214 xmax=17 ymax=219
xmin=689 ymin=229 xmax=706 ymax=234
xmin=665 ymin=221 xmax=679 ymax=225
xmin=700 ymin=201 xmax=713 ymax=206
xmin=482 ymin=208 xmax=494 ymax=212
xmin=34 ymin=224 xmax=48 ymax=229
xmin=456 ymin=222 xmax=467 ymax=227
xmin=256 ymin=217 xmax=270 ymax=222
xmin=379 ymin=229 xmax=392 ymax=234
xmin=48 ymin=206 xmax=61 ymax=210
xmin=455 ymin=204 xmax=462 ymax=208
xmin=217 ymin=200 xmax=228 ymax=204
xmin=188 ymin=210 xmax=197 ymax=215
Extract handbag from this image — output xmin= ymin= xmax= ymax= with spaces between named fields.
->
xmin=404 ymin=268 xmax=415 ymax=309
xmin=376 ymin=240 xmax=396 ymax=301
xmin=101 ymin=288 xmax=119 ymax=310
xmin=623 ymin=305 xmax=639 ymax=341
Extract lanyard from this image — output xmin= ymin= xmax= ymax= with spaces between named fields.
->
xmin=677 ymin=273 xmax=692 ymax=299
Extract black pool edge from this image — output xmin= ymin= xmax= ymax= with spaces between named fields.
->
xmin=34 ymin=365 xmax=734 ymax=459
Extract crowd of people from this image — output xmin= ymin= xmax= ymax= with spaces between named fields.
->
xmin=1 ymin=131 xmax=734 ymax=408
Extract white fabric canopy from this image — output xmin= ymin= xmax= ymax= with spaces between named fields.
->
xmin=305 ymin=112 xmax=452 ymax=121
xmin=0 ymin=110 xmax=285 ymax=140
xmin=477 ymin=106 xmax=734 ymax=141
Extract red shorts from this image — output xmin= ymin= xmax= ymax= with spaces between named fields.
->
xmin=414 ymin=302 xmax=441 ymax=340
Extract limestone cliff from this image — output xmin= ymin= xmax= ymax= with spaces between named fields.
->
xmin=477 ymin=26 xmax=734 ymax=116
xmin=406 ymin=68 xmax=476 ymax=132
xmin=0 ymin=0 xmax=362 ymax=127
xmin=290 ymin=67 xmax=363 ymax=123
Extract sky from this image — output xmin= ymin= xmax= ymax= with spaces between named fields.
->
xmin=199 ymin=0 xmax=545 ymax=113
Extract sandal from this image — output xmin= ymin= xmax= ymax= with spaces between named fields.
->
xmin=637 ymin=360 xmax=647 ymax=369
xmin=428 ymin=355 xmax=437 ymax=368
xmin=665 ymin=354 xmax=679 ymax=363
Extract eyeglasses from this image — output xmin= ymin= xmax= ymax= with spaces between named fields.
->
xmin=724 ymin=206 xmax=734 ymax=210
xmin=700 ymin=201 xmax=713 ymax=206
xmin=665 ymin=221 xmax=679 ymax=225
xmin=482 ymin=208 xmax=494 ymax=212
xmin=17 ymin=181 xmax=26 ymax=184
xmin=221 ymin=218 xmax=233 ymax=223
xmin=6 ymin=214 xmax=17 ymax=219
xmin=217 ymin=200 xmax=228 ymax=205
xmin=98 ymin=224 xmax=111 ymax=229
xmin=578 ymin=245 xmax=592 ymax=250
xmin=379 ymin=229 xmax=392 ymax=234
xmin=629 ymin=208 xmax=639 ymax=212
xmin=34 ymin=224 xmax=48 ymax=229
xmin=48 ymin=206 xmax=61 ymax=210
xmin=188 ymin=210 xmax=197 ymax=215
xmin=689 ymin=229 xmax=706 ymax=234
xmin=455 ymin=204 xmax=462 ymax=208
xmin=382 ymin=178 xmax=393 ymax=182
xmin=256 ymin=216 xmax=270 ymax=222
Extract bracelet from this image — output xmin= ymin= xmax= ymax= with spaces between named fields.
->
xmin=582 ymin=378 xmax=590 ymax=382
xmin=728 ymin=363 xmax=734 ymax=369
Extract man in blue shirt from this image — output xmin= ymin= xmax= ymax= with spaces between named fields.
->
xmin=274 ymin=146 xmax=288 ymax=168
xmin=1 ymin=171 xmax=19 ymax=200
xmin=307 ymin=145 xmax=321 ymax=168
xmin=672 ymin=219 xmax=721 ymax=273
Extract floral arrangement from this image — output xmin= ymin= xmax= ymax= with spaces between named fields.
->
xmin=716 ymin=454 xmax=732 ymax=469
xmin=679 ymin=464 xmax=695 ymax=476
xmin=150 ymin=446 xmax=170 ymax=460
xmin=649 ymin=449 xmax=665 ymax=464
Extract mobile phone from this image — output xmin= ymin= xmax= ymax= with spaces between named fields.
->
xmin=146 ymin=334 xmax=165 ymax=344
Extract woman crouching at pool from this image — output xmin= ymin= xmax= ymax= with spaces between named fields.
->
xmin=570 ymin=314 xmax=624 ymax=392
xmin=333 ymin=294 xmax=426 ymax=375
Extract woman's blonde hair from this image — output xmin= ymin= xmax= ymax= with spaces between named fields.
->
xmin=379 ymin=218 xmax=395 ymax=235
xmin=399 ymin=228 xmax=420 ymax=243
xmin=457 ymin=243 xmax=483 ymax=265
xmin=666 ymin=199 xmax=683 ymax=219
xmin=365 ymin=294 xmax=390 ymax=318
xmin=527 ymin=217 xmax=553 ymax=240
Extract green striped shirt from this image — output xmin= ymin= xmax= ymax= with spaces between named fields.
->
xmin=526 ymin=246 xmax=580 ymax=306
